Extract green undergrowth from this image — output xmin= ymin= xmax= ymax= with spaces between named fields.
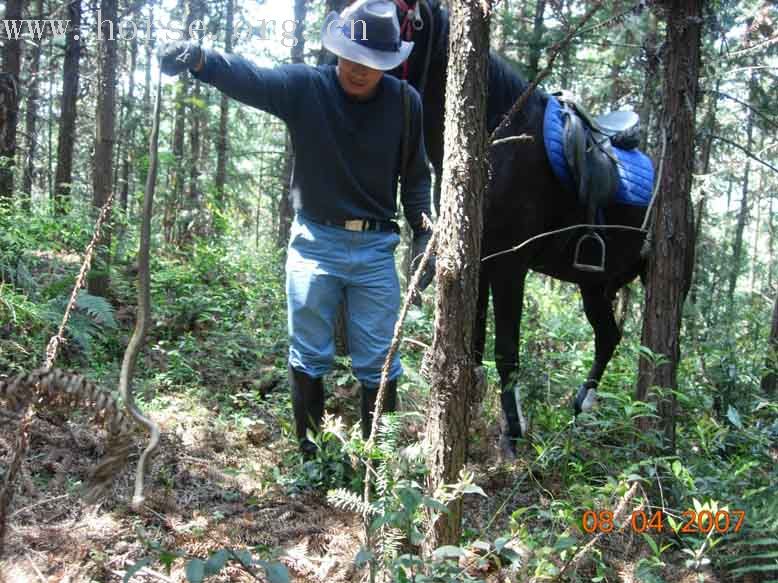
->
xmin=1 ymin=203 xmax=776 ymax=582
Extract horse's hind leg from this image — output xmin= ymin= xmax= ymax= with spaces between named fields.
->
xmin=473 ymin=263 xmax=491 ymax=366
xmin=577 ymin=283 xmax=623 ymax=413
xmin=491 ymin=260 xmax=528 ymax=450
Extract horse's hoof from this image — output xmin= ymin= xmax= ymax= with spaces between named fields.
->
xmin=574 ymin=382 xmax=597 ymax=415
xmin=498 ymin=433 xmax=519 ymax=462
xmin=500 ymin=385 xmax=527 ymax=438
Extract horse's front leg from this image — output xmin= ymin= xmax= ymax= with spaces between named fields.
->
xmin=576 ymin=283 xmax=623 ymax=414
xmin=491 ymin=258 xmax=528 ymax=454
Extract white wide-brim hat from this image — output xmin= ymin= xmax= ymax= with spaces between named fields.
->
xmin=321 ymin=0 xmax=414 ymax=71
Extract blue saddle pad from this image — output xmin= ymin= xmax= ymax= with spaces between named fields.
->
xmin=542 ymin=95 xmax=654 ymax=207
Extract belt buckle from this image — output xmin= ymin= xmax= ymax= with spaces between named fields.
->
xmin=344 ymin=219 xmax=365 ymax=231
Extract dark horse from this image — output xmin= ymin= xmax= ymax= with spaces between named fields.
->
xmin=384 ymin=0 xmax=650 ymax=448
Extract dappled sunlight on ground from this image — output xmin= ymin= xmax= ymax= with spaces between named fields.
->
xmin=0 ymin=385 xmax=367 ymax=582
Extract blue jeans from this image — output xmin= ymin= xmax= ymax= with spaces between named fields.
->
xmin=286 ymin=214 xmax=403 ymax=387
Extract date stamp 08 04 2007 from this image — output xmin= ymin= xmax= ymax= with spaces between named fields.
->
xmin=581 ymin=509 xmax=746 ymax=535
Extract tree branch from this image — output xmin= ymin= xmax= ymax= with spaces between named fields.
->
xmin=709 ymin=133 xmax=778 ymax=174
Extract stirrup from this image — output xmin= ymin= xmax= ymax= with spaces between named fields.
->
xmin=573 ymin=231 xmax=606 ymax=273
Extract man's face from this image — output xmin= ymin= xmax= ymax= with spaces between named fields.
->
xmin=336 ymin=58 xmax=384 ymax=100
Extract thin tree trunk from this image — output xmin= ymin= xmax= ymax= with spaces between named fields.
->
xmin=636 ymin=0 xmax=702 ymax=452
xmin=53 ymin=0 xmax=82 ymax=215
xmin=0 ymin=0 xmax=23 ymax=200
xmin=88 ymin=0 xmax=118 ymax=298
xmin=527 ymin=0 xmax=545 ymax=81
xmin=22 ymin=0 xmax=45 ymax=207
xmin=181 ymin=0 xmax=205 ymax=241
xmin=166 ymin=0 xmax=189 ymax=244
xmin=114 ymin=50 xmax=126 ymax=199
xmin=726 ymin=67 xmax=757 ymax=320
xmin=189 ymin=76 xmax=203 ymax=231
xmin=139 ymin=1 xmax=155 ymax=209
xmin=120 ymin=36 xmax=138 ymax=215
xmin=214 ymin=0 xmax=234 ymax=232
xmin=769 ymin=193 xmax=774 ymax=290
xmin=423 ymin=0 xmax=490 ymax=552
xmin=143 ymin=2 xmax=154 ymax=116
xmin=688 ymin=77 xmax=720 ymax=312
xmin=762 ymin=292 xmax=778 ymax=397
xmin=0 ymin=75 xmax=17 ymax=202
xmin=47 ymin=40 xmax=53 ymax=201
xmin=751 ymin=178 xmax=761 ymax=293
xmin=277 ymin=0 xmax=308 ymax=247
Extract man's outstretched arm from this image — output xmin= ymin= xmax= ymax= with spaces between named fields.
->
xmin=158 ymin=42 xmax=308 ymax=122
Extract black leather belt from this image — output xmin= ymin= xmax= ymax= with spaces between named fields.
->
xmin=321 ymin=218 xmax=400 ymax=233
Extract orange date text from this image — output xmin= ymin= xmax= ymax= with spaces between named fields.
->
xmin=581 ymin=509 xmax=745 ymax=534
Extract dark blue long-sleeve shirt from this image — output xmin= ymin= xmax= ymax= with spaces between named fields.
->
xmin=193 ymin=50 xmax=432 ymax=235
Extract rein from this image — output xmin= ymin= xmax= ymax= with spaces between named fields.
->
xmin=393 ymin=0 xmax=435 ymax=95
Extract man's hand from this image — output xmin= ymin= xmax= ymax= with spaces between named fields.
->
xmin=158 ymin=42 xmax=203 ymax=76
xmin=411 ymin=229 xmax=435 ymax=293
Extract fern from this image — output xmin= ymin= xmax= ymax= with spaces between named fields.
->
xmin=376 ymin=414 xmax=401 ymax=458
xmin=75 ymin=291 xmax=117 ymax=327
xmin=723 ymin=497 xmax=778 ymax=580
xmin=42 ymin=291 xmax=117 ymax=355
xmin=327 ymin=488 xmax=379 ymax=516
xmin=376 ymin=526 xmax=404 ymax=563
xmin=375 ymin=460 xmax=391 ymax=499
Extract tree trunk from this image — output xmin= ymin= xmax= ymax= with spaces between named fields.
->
xmin=120 ymin=36 xmax=138 ymax=215
xmin=54 ymin=0 xmax=82 ymax=215
xmin=114 ymin=49 xmax=126 ymax=199
xmin=167 ymin=83 xmax=187 ymax=244
xmin=21 ymin=0 xmax=45 ymax=206
xmin=144 ymin=3 xmax=153 ymax=117
xmin=688 ymin=72 xmax=721 ymax=329
xmin=423 ymin=0 xmax=490 ymax=552
xmin=527 ymin=0 xmax=545 ymax=81
xmin=214 ymin=0 xmax=234 ymax=232
xmin=189 ymin=77 xmax=202 ymax=230
xmin=182 ymin=0 xmax=205 ymax=241
xmin=0 ymin=76 xmax=18 ymax=203
xmin=726 ymin=67 xmax=756 ymax=320
xmin=88 ymin=0 xmax=118 ymax=298
xmin=761 ymin=293 xmax=778 ymax=397
xmin=0 ymin=0 xmax=23 ymax=200
xmin=165 ymin=0 xmax=190 ymax=244
xmin=47 ymin=40 xmax=53 ymax=201
xmin=277 ymin=0 xmax=308 ymax=247
xmin=750 ymin=175 xmax=761 ymax=293
xmin=767 ymin=196 xmax=775 ymax=289
xmin=140 ymin=1 xmax=155 ymax=211
xmin=635 ymin=0 xmax=702 ymax=452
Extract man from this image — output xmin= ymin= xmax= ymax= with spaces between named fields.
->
xmin=159 ymin=0 xmax=434 ymax=457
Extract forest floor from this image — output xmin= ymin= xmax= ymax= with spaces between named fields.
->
xmin=1 ymin=245 xmax=773 ymax=583
xmin=0 ymin=374 xmax=723 ymax=583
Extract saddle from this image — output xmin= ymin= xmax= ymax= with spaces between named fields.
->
xmin=545 ymin=91 xmax=644 ymax=272
xmin=556 ymin=91 xmax=641 ymax=219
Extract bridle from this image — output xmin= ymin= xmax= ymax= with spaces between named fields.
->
xmin=393 ymin=0 xmax=434 ymax=94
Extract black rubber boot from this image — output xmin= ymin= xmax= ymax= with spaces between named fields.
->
xmin=360 ymin=380 xmax=398 ymax=440
xmin=289 ymin=365 xmax=325 ymax=459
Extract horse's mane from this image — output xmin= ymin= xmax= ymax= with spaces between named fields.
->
xmin=486 ymin=53 xmax=540 ymax=131
xmin=425 ymin=1 xmax=545 ymax=131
